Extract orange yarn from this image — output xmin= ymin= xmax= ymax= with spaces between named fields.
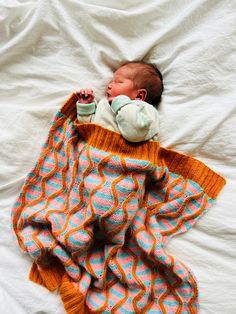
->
xmin=13 ymin=94 xmax=225 ymax=313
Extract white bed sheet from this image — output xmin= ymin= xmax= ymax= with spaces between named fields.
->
xmin=0 ymin=0 xmax=236 ymax=313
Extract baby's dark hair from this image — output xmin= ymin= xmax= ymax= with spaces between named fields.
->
xmin=122 ymin=61 xmax=163 ymax=107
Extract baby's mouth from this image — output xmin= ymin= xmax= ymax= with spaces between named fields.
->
xmin=107 ymin=93 xmax=113 ymax=105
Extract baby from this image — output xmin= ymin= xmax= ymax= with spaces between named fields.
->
xmin=76 ymin=61 xmax=163 ymax=142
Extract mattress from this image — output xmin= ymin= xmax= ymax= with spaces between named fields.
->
xmin=0 ymin=0 xmax=235 ymax=313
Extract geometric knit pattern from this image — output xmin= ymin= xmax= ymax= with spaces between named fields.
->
xmin=12 ymin=94 xmax=225 ymax=314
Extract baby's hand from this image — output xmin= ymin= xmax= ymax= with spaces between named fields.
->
xmin=77 ymin=89 xmax=94 ymax=104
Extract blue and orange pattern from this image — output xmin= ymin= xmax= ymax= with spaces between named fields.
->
xmin=12 ymin=94 xmax=225 ymax=313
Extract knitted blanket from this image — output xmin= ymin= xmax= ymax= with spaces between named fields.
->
xmin=12 ymin=94 xmax=225 ymax=314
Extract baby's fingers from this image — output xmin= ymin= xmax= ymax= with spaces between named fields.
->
xmin=80 ymin=89 xmax=93 ymax=97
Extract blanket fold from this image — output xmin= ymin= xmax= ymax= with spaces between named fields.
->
xmin=12 ymin=94 xmax=225 ymax=313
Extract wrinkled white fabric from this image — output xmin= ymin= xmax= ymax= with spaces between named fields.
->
xmin=0 ymin=0 xmax=236 ymax=313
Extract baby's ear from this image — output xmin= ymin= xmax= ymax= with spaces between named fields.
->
xmin=136 ymin=89 xmax=147 ymax=101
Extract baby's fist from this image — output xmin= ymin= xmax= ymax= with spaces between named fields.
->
xmin=77 ymin=89 xmax=94 ymax=104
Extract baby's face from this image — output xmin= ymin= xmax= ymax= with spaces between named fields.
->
xmin=106 ymin=66 xmax=139 ymax=103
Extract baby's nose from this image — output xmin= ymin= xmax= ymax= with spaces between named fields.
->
xmin=107 ymin=81 xmax=114 ymax=89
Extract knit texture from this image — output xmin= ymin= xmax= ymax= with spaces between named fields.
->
xmin=12 ymin=94 xmax=226 ymax=313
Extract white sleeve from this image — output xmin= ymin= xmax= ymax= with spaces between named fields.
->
xmin=111 ymin=96 xmax=159 ymax=142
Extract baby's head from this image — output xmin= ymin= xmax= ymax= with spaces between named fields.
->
xmin=107 ymin=61 xmax=163 ymax=107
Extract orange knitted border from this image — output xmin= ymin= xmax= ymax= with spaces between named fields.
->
xmin=159 ymin=148 xmax=226 ymax=199
xmin=75 ymin=122 xmax=161 ymax=165
xmin=29 ymin=261 xmax=87 ymax=313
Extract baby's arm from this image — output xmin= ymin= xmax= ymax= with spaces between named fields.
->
xmin=76 ymin=89 xmax=97 ymax=123
xmin=111 ymin=96 xmax=159 ymax=142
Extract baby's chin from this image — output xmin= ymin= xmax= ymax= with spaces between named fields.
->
xmin=107 ymin=95 xmax=115 ymax=105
